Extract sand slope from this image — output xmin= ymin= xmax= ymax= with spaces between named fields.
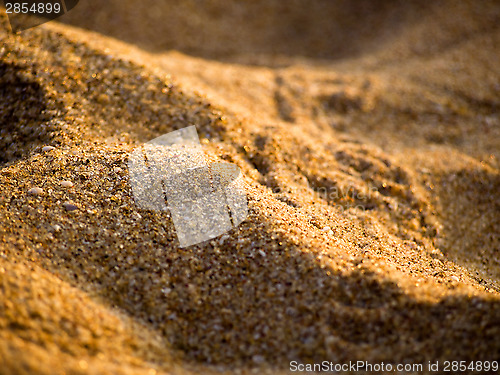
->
xmin=1 ymin=1 xmax=499 ymax=374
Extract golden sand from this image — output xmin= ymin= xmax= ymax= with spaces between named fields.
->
xmin=1 ymin=1 xmax=499 ymax=374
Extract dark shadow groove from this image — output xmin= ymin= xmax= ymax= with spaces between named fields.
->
xmin=0 ymin=61 xmax=51 ymax=165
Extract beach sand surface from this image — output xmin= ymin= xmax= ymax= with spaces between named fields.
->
xmin=1 ymin=1 xmax=499 ymax=374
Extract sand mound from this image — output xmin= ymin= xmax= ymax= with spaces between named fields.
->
xmin=58 ymin=0 xmax=500 ymax=62
xmin=1 ymin=1 xmax=499 ymax=374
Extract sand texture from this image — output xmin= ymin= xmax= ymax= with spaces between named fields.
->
xmin=1 ymin=1 xmax=500 ymax=374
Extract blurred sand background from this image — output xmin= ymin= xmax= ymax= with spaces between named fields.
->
xmin=1 ymin=0 xmax=499 ymax=374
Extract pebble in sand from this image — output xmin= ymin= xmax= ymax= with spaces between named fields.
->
xmin=28 ymin=187 xmax=43 ymax=195
xmin=62 ymin=202 xmax=78 ymax=212
xmin=60 ymin=181 xmax=74 ymax=188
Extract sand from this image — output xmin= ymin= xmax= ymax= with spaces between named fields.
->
xmin=1 ymin=1 xmax=499 ymax=374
